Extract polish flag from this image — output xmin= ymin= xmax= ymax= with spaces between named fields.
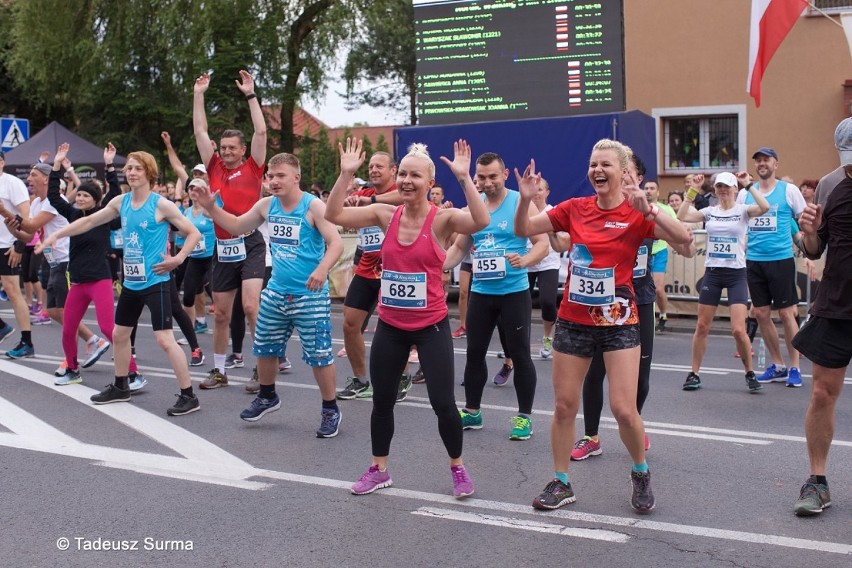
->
xmin=747 ymin=0 xmax=806 ymax=107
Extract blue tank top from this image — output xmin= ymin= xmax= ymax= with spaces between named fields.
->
xmin=742 ymin=181 xmax=795 ymax=261
xmin=471 ymin=189 xmax=530 ymax=296
xmin=267 ymin=193 xmax=327 ymax=295
xmin=174 ymin=204 xmax=187 ymax=247
xmin=186 ymin=206 xmax=215 ymax=259
xmin=120 ymin=192 xmax=169 ymax=291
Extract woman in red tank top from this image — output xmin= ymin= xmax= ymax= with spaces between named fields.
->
xmin=326 ymin=137 xmax=488 ymax=499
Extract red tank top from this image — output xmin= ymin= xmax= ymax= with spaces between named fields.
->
xmin=378 ymin=204 xmax=447 ymax=331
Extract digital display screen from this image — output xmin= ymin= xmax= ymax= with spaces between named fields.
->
xmin=414 ymin=0 xmax=625 ymax=125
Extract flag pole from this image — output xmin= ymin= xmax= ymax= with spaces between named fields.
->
xmin=805 ymin=1 xmax=845 ymax=28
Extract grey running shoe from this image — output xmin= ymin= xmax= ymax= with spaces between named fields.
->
xmin=225 ymin=353 xmax=244 ymax=369
xmin=794 ymin=477 xmax=831 ymax=516
xmin=532 ymin=479 xmax=576 ymax=510
xmin=745 ymin=371 xmax=763 ymax=393
xmin=630 ymin=470 xmax=655 ymax=513
xmin=336 ymin=376 xmax=372 ymax=400
xmin=199 ymin=368 xmax=228 ymax=389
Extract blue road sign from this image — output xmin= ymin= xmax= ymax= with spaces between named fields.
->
xmin=1 ymin=118 xmax=30 ymax=151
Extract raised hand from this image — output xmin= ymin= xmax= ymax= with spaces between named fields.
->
xmin=161 ymin=131 xmax=173 ymax=148
xmin=54 ymin=143 xmax=70 ymax=167
xmin=39 ymin=150 xmax=50 ymax=163
xmin=622 ymin=170 xmax=650 ymax=215
xmin=690 ymin=173 xmax=705 ymax=189
xmin=235 ymin=70 xmax=255 ymax=95
xmin=735 ymin=171 xmax=751 ymax=187
xmin=103 ymin=142 xmax=116 ymax=164
xmin=439 ymin=139 xmax=472 ymax=179
xmin=513 ymin=159 xmax=541 ymax=201
xmin=189 ymin=182 xmax=218 ymax=210
xmin=338 ymin=137 xmax=365 ymax=175
xmin=194 ymin=72 xmax=210 ymax=94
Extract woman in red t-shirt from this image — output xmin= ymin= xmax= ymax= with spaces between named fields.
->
xmin=514 ymin=139 xmax=691 ymax=514
xmin=326 ymin=137 xmax=489 ymax=499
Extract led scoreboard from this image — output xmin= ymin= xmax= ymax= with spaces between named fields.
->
xmin=414 ymin=0 xmax=625 ymax=125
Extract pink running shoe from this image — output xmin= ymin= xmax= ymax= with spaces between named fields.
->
xmin=570 ymin=436 xmax=602 ymax=461
xmin=451 ymin=465 xmax=475 ymax=498
xmin=351 ymin=465 xmax=392 ymax=495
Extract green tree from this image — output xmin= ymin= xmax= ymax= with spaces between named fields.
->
xmin=313 ymin=127 xmax=338 ymax=189
xmin=358 ymin=134 xmax=374 ymax=180
xmin=375 ymin=133 xmax=390 ymax=154
xmin=343 ymin=0 xmax=416 ymax=125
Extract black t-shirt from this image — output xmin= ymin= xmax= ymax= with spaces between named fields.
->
xmin=811 ymin=174 xmax=852 ymax=319
xmin=48 ymin=171 xmax=118 ymax=283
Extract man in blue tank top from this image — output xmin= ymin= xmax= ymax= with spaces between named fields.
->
xmin=448 ymin=152 xmax=549 ymax=441
xmin=737 ymin=147 xmax=807 ymax=387
xmin=190 ymin=153 xmax=345 ymax=438
xmin=38 ymin=151 xmax=203 ymax=416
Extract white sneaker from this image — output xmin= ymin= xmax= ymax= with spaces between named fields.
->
xmin=82 ymin=338 xmax=111 ymax=368
xmin=176 ymin=337 xmax=189 ymax=346
xmin=539 ymin=336 xmax=553 ymax=359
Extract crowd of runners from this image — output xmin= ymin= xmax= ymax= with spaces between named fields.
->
xmin=0 ymin=72 xmax=850 ymax=518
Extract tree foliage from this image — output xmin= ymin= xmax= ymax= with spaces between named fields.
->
xmin=0 ymin=0 xmax=360 ymax=170
xmin=343 ymin=0 xmax=417 ymax=125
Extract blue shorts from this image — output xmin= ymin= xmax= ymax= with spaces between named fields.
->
xmin=253 ymin=288 xmax=333 ymax=367
xmin=650 ymin=249 xmax=668 ymax=274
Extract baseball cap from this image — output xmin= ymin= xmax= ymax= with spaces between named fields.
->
xmin=751 ymin=147 xmax=778 ymax=160
xmin=834 ymin=117 xmax=852 ymax=165
xmin=187 ymin=178 xmax=208 ymax=190
xmin=713 ymin=172 xmax=738 ymax=188
xmin=354 ymin=177 xmax=368 ymax=187
xmin=192 ymin=164 xmax=207 ymax=174
xmin=32 ymin=163 xmax=52 ymax=176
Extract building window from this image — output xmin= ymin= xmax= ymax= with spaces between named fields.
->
xmin=652 ymin=105 xmax=747 ymax=175
xmin=808 ymin=1 xmax=852 ymax=15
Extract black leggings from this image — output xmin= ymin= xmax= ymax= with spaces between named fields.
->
xmin=369 ymin=317 xmax=462 ymax=459
xmin=582 ymin=302 xmax=654 ymax=437
xmin=464 ymin=290 xmax=536 ymax=414
xmin=528 ymin=269 xmax=558 ymax=324
xmin=182 ymin=256 xmax=212 ymax=308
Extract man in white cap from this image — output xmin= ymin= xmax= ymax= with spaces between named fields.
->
xmin=790 ymin=117 xmax=852 ymax=517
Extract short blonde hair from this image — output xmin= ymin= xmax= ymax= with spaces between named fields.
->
xmin=591 ymin=139 xmax=629 ymax=170
xmin=268 ymin=152 xmax=301 ymax=173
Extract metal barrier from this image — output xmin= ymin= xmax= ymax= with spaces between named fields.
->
xmin=664 ymin=230 xmax=816 ymax=313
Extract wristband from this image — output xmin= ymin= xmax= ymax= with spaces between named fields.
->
xmin=370 ymin=195 xmax=377 ymax=204
xmin=685 ymin=187 xmax=699 ymax=201
xmin=66 ymin=166 xmax=74 ymax=172
xmin=645 ymin=204 xmax=660 ymax=221
xmin=245 ymin=93 xmax=257 ymax=101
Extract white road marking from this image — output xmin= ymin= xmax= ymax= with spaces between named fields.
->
xmin=255 ymin=470 xmax=852 ymax=555
xmin=412 ymin=507 xmax=631 ymax=542
xmin=0 ymin=359 xmax=269 ymax=489
xmin=21 ymin=355 xmax=852 ymax=448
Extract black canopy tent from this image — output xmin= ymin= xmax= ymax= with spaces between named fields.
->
xmin=3 ymin=121 xmax=126 ymax=183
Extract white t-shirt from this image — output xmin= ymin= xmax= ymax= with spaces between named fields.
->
xmin=0 ymin=173 xmax=30 ymax=248
xmin=701 ymin=203 xmax=750 ymax=269
xmin=30 ymin=196 xmax=70 ymax=264
xmin=527 ymin=204 xmax=562 ymax=272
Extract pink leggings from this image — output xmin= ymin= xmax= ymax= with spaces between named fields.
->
xmin=63 ymin=279 xmax=136 ymax=373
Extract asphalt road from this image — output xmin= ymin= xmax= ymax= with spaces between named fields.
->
xmin=1 ymin=302 xmax=850 ymax=568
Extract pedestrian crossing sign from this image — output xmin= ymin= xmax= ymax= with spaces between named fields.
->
xmin=1 ymin=118 xmax=29 ymax=152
